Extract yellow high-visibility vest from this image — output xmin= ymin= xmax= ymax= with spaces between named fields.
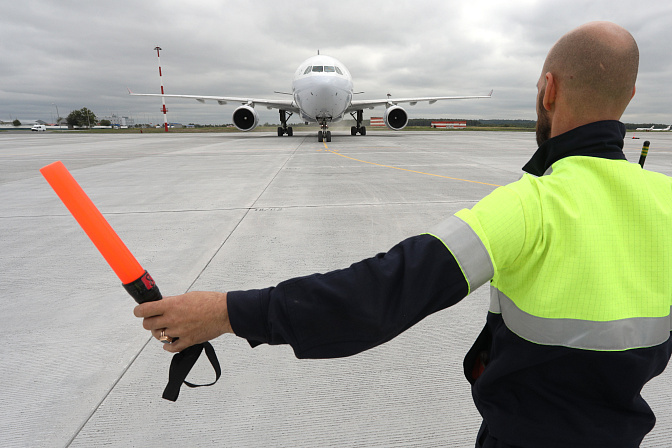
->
xmin=430 ymin=156 xmax=672 ymax=351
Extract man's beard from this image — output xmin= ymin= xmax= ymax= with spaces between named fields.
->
xmin=536 ymin=90 xmax=551 ymax=147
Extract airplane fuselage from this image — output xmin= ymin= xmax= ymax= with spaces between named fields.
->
xmin=292 ymin=55 xmax=354 ymax=124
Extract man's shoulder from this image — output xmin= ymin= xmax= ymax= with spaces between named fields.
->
xmin=495 ymin=174 xmax=544 ymax=203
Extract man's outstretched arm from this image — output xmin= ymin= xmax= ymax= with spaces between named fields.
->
xmin=135 ymin=233 xmax=471 ymax=357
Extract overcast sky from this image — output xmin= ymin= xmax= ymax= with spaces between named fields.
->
xmin=2 ymin=0 xmax=671 ymax=126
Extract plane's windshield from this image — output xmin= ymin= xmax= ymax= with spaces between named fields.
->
xmin=308 ymin=65 xmax=343 ymax=75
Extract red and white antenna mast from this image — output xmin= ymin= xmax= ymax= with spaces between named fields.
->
xmin=154 ymin=46 xmax=169 ymax=132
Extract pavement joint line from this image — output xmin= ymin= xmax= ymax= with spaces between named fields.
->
xmin=41 ymin=137 xmax=315 ymax=446
xmin=186 ymin=207 xmax=252 ymax=294
xmin=65 ymin=335 xmax=155 ymax=447
xmin=2 ymin=199 xmax=483 ymax=220
xmin=184 ymin=136 xmax=307 ymax=292
xmin=324 ymin=149 xmax=503 ymax=187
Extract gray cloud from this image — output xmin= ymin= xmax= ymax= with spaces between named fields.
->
xmin=2 ymin=0 xmax=671 ymax=125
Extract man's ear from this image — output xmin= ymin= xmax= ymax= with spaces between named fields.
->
xmin=631 ymin=85 xmax=636 ymax=99
xmin=543 ymin=72 xmax=556 ymax=111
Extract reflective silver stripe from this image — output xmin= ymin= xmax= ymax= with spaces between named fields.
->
xmin=489 ymin=286 xmax=502 ymax=313
xmin=490 ymin=286 xmax=672 ymax=350
xmin=428 ymin=215 xmax=494 ymax=292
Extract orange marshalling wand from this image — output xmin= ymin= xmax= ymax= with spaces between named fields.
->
xmin=40 ymin=161 xmax=161 ymax=303
xmin=41 ymin=160 xmax=219 ymax=401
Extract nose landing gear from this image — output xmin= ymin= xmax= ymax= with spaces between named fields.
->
xmin=317 ymin=121 xmax=331 ymax=142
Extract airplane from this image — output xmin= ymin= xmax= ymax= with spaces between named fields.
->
xmin=129 ymin=54 xmax=492 ymax=142
xmin=635 ymin=125 xmax=655 ymax=131
xmin=651 ymin=125 xmax=671 ymax=131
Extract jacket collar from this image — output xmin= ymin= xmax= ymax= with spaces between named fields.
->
xmin=522 ymin=120 xmax=627 ymax=176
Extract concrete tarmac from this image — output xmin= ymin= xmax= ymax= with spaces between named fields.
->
xmin=1 ymin=130 xmax=671 ymax=447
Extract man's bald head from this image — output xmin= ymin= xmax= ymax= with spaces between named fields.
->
xmin=542 ymin=21 xmax=639 ymax=119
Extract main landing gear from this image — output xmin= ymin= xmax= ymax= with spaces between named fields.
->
xmin=350 ymin=109 xmax=366 ymax=136
xmin=277 ymin=110 xmax=293 ymax=136
xmin=318 ymin=121 xmax=331 ymax=142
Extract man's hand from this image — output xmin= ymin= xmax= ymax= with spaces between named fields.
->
xmin=133 ymin=291 xmax=232 ymax=353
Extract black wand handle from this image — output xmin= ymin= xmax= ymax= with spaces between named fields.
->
xmin=638 ymin=140 xmax=650 ymax=168
xmin=123 ymin=270 xmax=162 ymax=303
xmin=123 ymin=271 xmax=177 ymax=343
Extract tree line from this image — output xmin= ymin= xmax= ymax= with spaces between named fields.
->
xmin=8 ymin=108 xmax=104 ymax=128
xmin=8 ymin=108 xmax=667 ymax=130
xmin=66 ymin=107 xmax=100 ymax=128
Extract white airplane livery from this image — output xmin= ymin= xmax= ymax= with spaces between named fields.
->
xmin=635 ymin=124 xmax=671 ymax=132
xmin=130 ymin=54 xmax=492 ymax=142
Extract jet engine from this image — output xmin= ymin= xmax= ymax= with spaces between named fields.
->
xmin=383 ymin=105 xmax=408 ymax=130
xmin=232 ymin=105 xmax=259 ymax=131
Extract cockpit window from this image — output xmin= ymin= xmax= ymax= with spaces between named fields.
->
xmin=306 ymin=65 xmax=342 ymax=75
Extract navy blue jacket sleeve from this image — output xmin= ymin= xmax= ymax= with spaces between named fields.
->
xmin=227 ymin=233 xmax=469 ymax=359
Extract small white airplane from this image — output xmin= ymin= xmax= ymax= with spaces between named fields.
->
xmin=651 ymin=125 xmax=671 ymax=131
xmin=129 ymin=54 xmax=492 ymax=142
xmin=635 ymin=125 xmax=655 ymax=131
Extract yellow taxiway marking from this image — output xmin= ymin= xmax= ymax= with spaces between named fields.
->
xmin=321 ymin=144 xmax=502 ymax=187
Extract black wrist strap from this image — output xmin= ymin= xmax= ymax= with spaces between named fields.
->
xmin=121 ymin=273 xmax=221 ymax=401
xmin=162 ymin=342 xmax=221 ymax=401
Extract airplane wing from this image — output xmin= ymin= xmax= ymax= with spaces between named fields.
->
xmin=346 ymin=90 xmax=493 ymax=112
xmin=128 ymin=90 xmax=300 ymax=113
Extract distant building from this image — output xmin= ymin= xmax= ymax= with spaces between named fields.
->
xmin=103 ymin=114 xmax=135 ymax=127
xmin=431 ymin=121 xmax=467 ymax=129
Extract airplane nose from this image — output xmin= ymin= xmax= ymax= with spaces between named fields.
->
xmin=294 ymin=76 xmax=352 ymax=122
xmin=312 ymin=84 xmax=348 ymax=117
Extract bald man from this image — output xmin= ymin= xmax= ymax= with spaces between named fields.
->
xmin=535 ymin=21 xmax=639 ymax=147
xmin=136 ymin=22 xmax=672 ymax=448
